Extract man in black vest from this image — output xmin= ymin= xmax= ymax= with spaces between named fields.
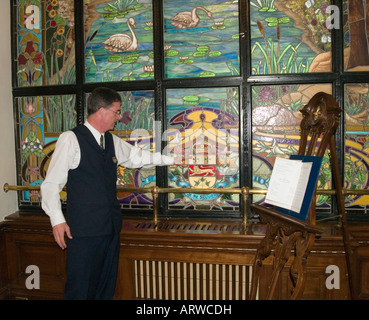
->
xmin=41 ymin=87 xmax=183 ymax=299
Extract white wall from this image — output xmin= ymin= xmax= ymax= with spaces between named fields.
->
xmin=0 ymin=1 xmax=18 ymax=221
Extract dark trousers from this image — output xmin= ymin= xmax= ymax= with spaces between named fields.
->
xmin=64 ymin=233 xmax=120 ymax=300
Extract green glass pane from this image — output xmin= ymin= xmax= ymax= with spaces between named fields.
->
xmin=84 ymin=0 xmax=154 ymax=82
xmin=163 ymin=1 xmax=240 ymax=78
xmin=251 ymin=0 xmax=332 ymax=74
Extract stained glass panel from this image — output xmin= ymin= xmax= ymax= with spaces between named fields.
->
xmin=109 ymin=90 xmax=156 ymax=209
xmin=251 ymin=0 xmax=332 ymax=74
xmin=15 ymin=95 xmax=77 ymax=207
xmin=84 ymin=0 xmax=154 ymax=82
xmin=251 ymin=84 xmax=333 ymax=211
xmin=343 ymin=0 xmax=369 ymax=72
xmin=15 ymin=0 xmax=76 ymax=87
xmin=163 ymin=0 xmax=240 ymax=79
xmin=166 ymin=87 xmax=239 ymax=211
xmin=344 ymin=83 xmax=369 ymax=213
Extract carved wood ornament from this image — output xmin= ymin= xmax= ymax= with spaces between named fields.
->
xmin=250 ymin=92 xmax=352 ymax=299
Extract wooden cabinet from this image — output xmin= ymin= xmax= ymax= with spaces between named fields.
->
xmin=118 ymin=219 xmax=351 ymax=300
xmin=0 ymin=226 xmax=8 ymax=299
xmin=350 ymin=223 xmax=369 ymax=299
xmin=0 ymin=213 xmax=65 ymax=300
xmin=0 ymin=211 xmax=368 ymax=300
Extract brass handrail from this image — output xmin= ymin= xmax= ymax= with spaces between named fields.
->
xmin=3 ymin=183 xmax=369 ymax=226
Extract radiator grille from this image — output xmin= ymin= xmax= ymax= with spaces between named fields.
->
xmin=133 ymin=221 xmax=247 ymax=234
xmin=134 ymin=260 xmax=256 ymax=300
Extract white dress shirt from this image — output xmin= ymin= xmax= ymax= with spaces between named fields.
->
xmin=41 ymin=121 xmax=174 ymax=227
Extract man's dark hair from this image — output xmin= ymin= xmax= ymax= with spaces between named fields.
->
xmin=87 ymin=87 xmax=122 ymax=116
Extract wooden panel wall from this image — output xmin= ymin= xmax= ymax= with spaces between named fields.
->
xmin=0 ymin=212 xmax=367 ymax=300
xmin=0 ymin=222 xmax=8 ymax=299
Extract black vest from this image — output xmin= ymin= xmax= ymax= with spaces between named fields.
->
xmin=66 ymin=125 xmax=121 ymax=237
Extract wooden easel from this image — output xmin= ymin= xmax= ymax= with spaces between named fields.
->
xmin=250 ymin=92 xmax=355 ymax=299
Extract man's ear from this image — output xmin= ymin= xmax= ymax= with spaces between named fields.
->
xmin=98 ymin=107 xmax=106 ymax=116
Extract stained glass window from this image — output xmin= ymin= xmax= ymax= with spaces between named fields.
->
xmin=252 ymin=84 xmax=333 ymax=211
xmin=15 ymin=0 xmax=76 ymax=86
xmin=251 ymin=0 xmax=332 ymax=74
xmin=10 ymin=1 xmax=369 ymax=220
xmin=344 ymin=84 xmax=369 ymax=213
xmin=15 ymin=95 xmax=76 ymax=207
xmin=84 ymin=0 xmax=154 ymax=82
xmin=166 ymin=87 xmax=239 ymax=211
xmin=112 ymin=90 xmax=156 ymax=209
xmin=163 ymin=0 xmax=240 ymax=78
xmin=343 ymin=0 xmax=369 ymax=72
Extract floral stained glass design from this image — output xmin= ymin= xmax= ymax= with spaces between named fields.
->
xmin=16 ymin=0 xmax=76 ymax=87
xmin=15 ymin=95 xmax=76 ymax=207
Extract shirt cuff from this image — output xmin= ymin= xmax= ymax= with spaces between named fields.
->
xmin=47 ymin=211 xmax=66 ymax=227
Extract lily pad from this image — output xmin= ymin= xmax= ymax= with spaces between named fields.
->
xmin=209 ymin=51 xmax=222 ymax=57
xmin=183 ymin=95 xmax=199 ymax=105
xmin=176 ymin=59 xmax=194 ymax=64
xmin=199 ymin=71 xmax=216 ymax=77
xmin=122 ymin=53 xmax=139 ymax=64
xmin=212 ymin=25 xmax=226 ymax=30
xmin=166 ymin=49 xmax=179 ymax=57
xmin=197 ymin=46 xmax=209 ymax=52
xmin=193 ymin=52 xmax=206 ymax=57
xmin=265 ymin=16 xmax=290 ymax=27
xmin=139 ymin=72 xmax=154 ymax=78
xmin=101 ymin=13 xmax=116 ymax=20
xmin=108 ymin=55 xmax=122 ymax=62
xmin=259 ymin=7 xmax=276 ymax=12
xmin=122 ymin=75 xmax=136 ymax=81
